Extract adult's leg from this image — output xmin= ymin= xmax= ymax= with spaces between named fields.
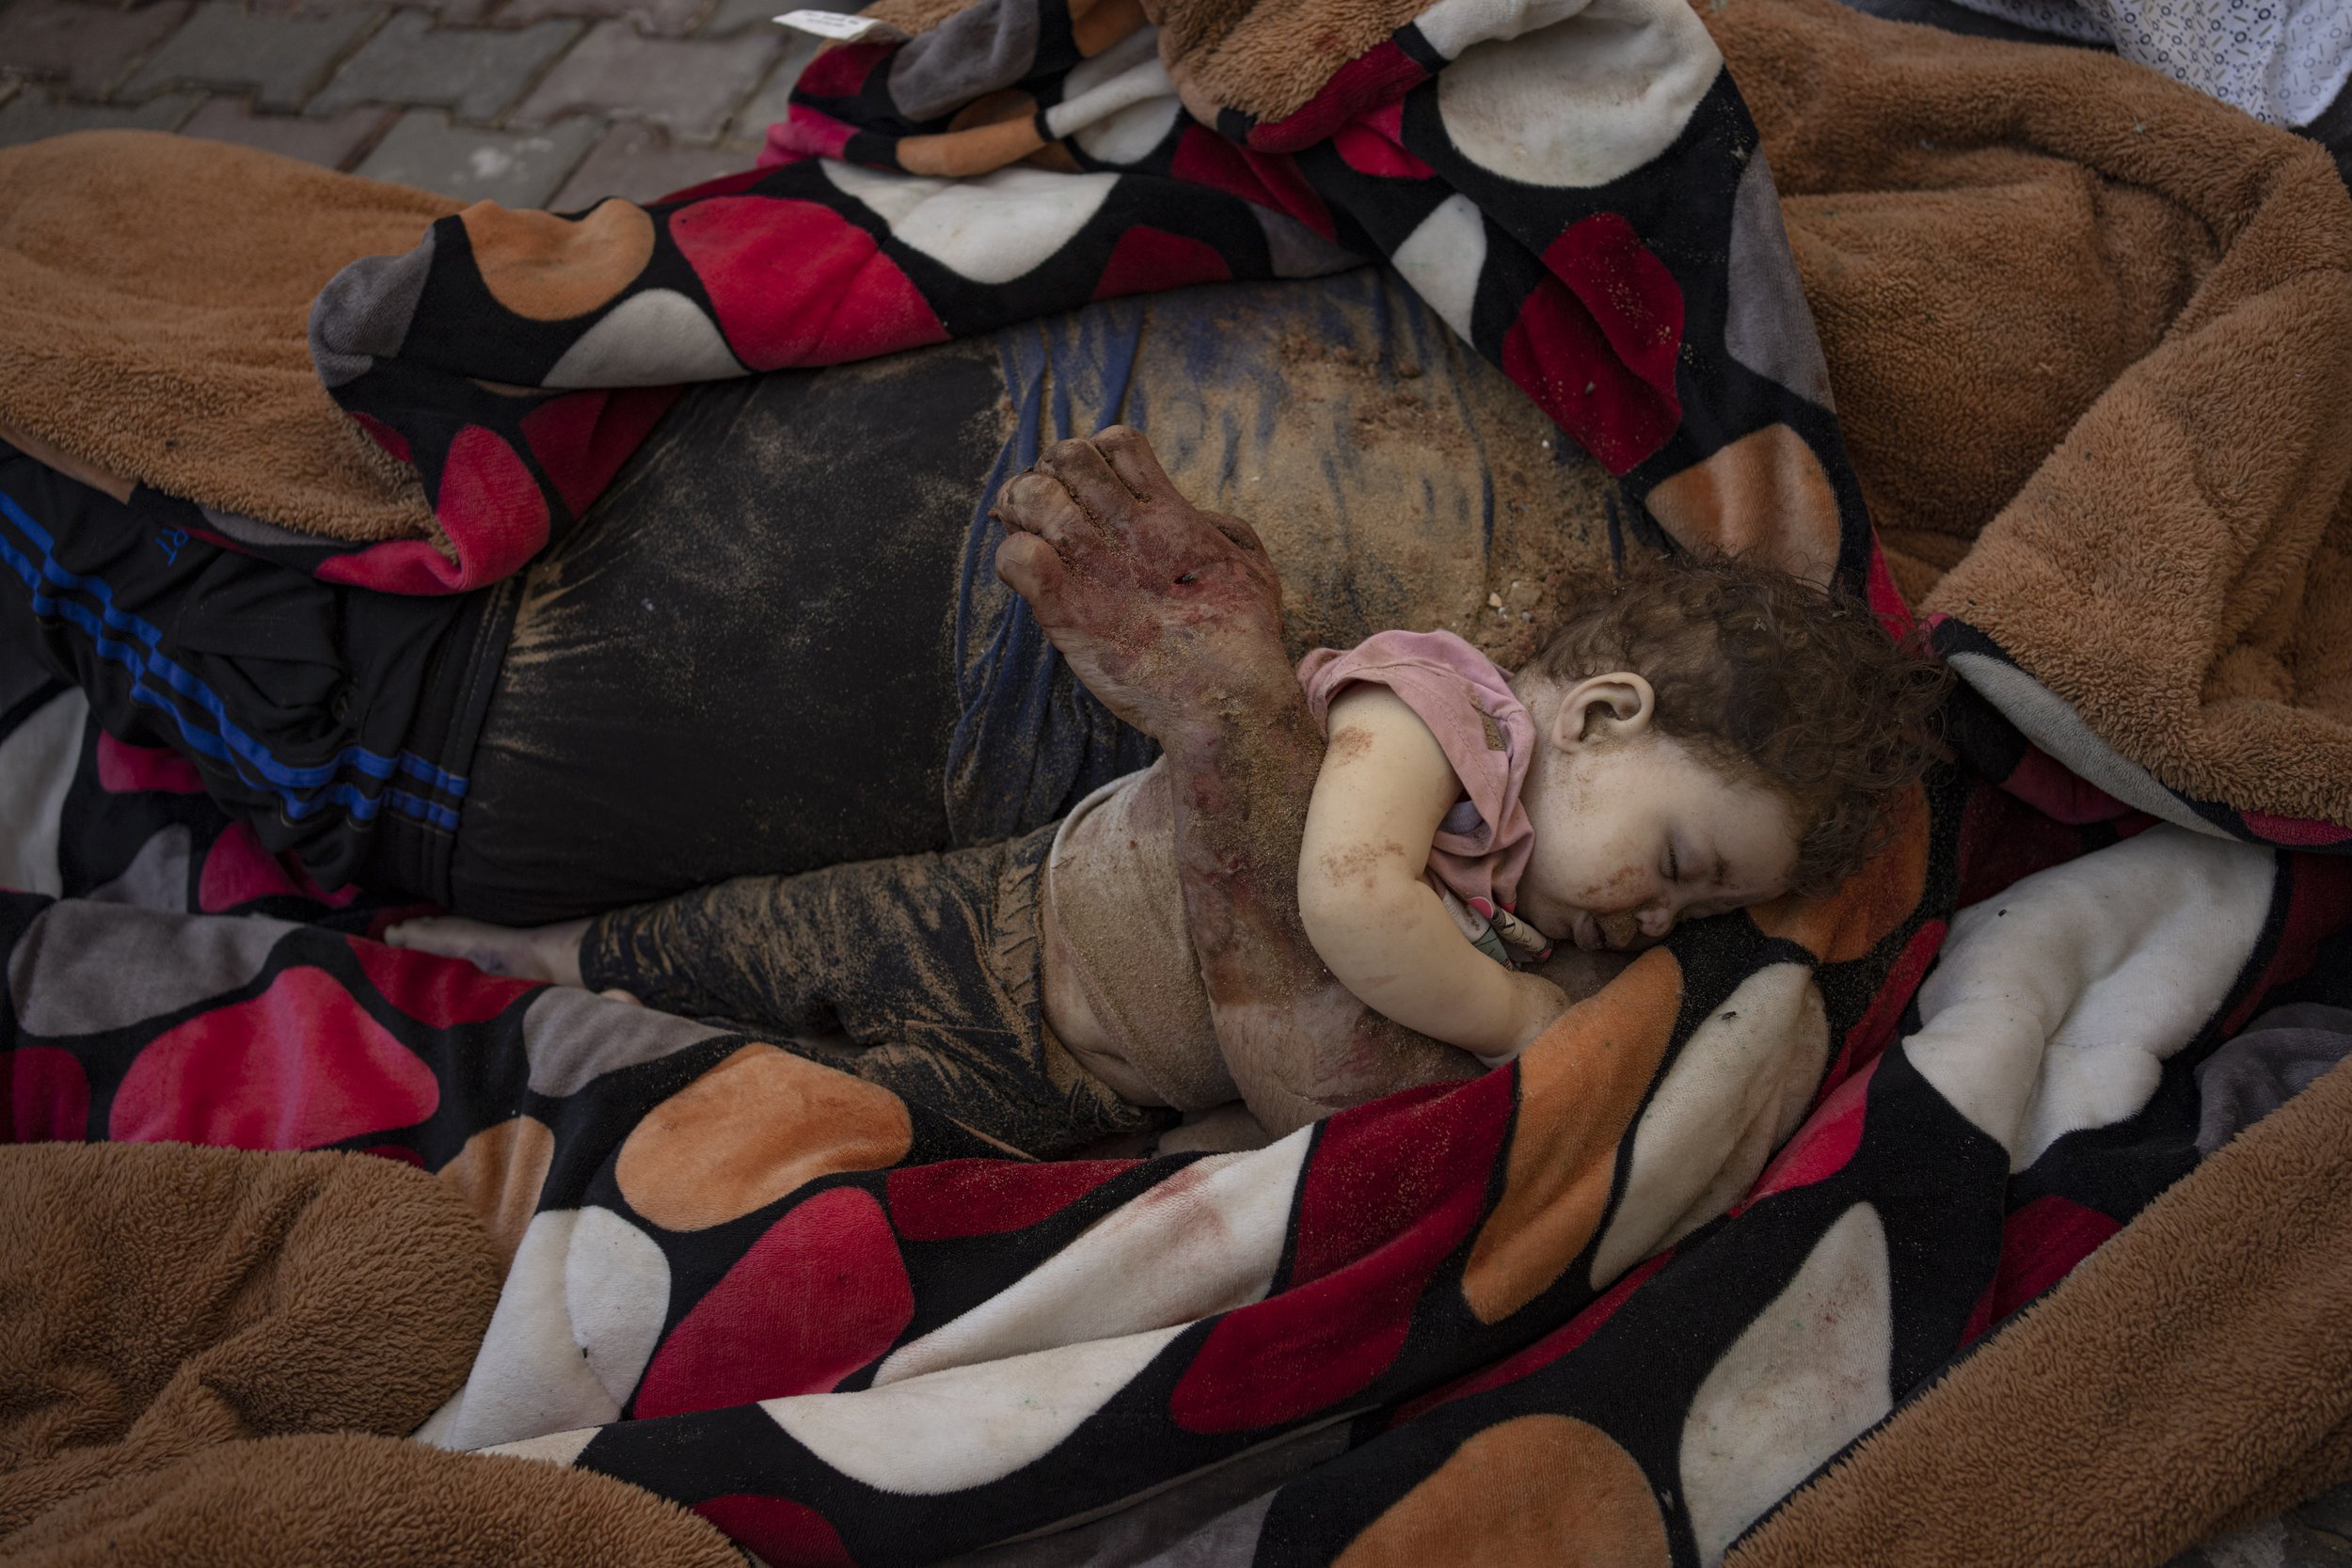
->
xmin=446 ymin=338 xmax=1010 ymax=925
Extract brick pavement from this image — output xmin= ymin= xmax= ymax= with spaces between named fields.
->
xmin=0 ymin=0 xmax=841 ymax=206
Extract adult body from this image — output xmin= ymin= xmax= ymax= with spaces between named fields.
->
xmin=0 ymin=271 xmax=1604 ymax=926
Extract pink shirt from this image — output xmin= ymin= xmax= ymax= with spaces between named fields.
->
xmin=1297 ymin=629 xmax=1537 ymax=918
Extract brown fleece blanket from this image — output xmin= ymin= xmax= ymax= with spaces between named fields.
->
xmin=0 ymin=1142 xmax=736 ymax=1567
xmin=1732 ymin=0 xmax=2352 ymax=829
xmin=1063 ymin=0 xmax=2352 ymax=828
xmin=0 ymin=133 xmax=449 ymax=545
xmin=1732 ymin=1051 xmax=2352 ymax=1568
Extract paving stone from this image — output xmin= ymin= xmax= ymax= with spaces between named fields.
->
xmin=508 ymin=19 xmax=776 ymax=145
xmin=254 ymin=0 xmax=498 ymax=24
xmin=121 ymin=1 xmax=377 ymax=112
xmin=310 ymin=10 xmax=578 ymax=123
xmin=0 ymin=0 xmax=192 ymax=99
xmin=2295 ymin=1484 xmax=2352 ymax=1544
xmin=0 ymin=84 xmax=198 ymax=148
xmin=496 ymin=0 xmax=704 ymax=40
xmin=355 ymin=105 xmax=596 ymax=204
xmin=548 ymin=118 xmax=750 ymax=208
xmin=720 ymin=35 xmax=816 ymax=148
xmin=699 ymin=0 xmax=794 ymax=35
xmin=182 ymin=96 xmax=391 ymax=167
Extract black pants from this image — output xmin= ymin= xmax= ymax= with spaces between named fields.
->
xmin=445 ymin=338 xmax=1014 ymax=924
xmin=0 ymin=445 xmax=499 ymax=901
xmin=580 ymin=821 xmax=1168 ymax=1159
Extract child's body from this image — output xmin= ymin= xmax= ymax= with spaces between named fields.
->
xmin=391 ymin=555 xmax=1943 ymax=1158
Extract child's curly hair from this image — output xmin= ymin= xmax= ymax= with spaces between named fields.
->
xmin=1527 ymin=555 xmax=1951 ymax=898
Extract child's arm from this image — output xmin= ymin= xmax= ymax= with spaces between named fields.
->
xmin=1297 ymin=687 xmax=1569 ymax=1060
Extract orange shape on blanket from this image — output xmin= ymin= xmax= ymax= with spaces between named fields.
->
xmin=1461 ymin=948 xmax=1682 ymax=1324
xmin=1750 ymin=781 xmax=1931 ymax=964
xmin=615 ymin=1042 xmax=912 ymax=1231
xmin=437 ymin=1114 xmax=556 ymax=1271
xmin=1458 ymin=944 xmax=1684 ymax=1325
xmin=464 ymin=198 xmax=657 ymax=323
xmin=1334 ymin=1415 xmax=1670 ymax=1568
xmin=1644 ymin=422 xmax=1841 ymax=587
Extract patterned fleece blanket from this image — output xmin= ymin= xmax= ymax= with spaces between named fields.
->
xmin=5 ymin=660 xmax=2351 ymax=1566
xmin=287 ymin=0 xmax=2347 ymax=848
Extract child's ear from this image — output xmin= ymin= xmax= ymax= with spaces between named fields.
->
xmin=1553 ymin=673 xmax=1657 ymax=751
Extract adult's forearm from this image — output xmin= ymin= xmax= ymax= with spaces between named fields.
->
xmin=1162 ymin=697 xmax=1479 ymax=1136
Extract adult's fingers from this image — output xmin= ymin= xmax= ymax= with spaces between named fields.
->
xmin=993 ymin=530 xmax=1071 ymax=614
xmin=1035 ymin=436 xmax=1134 ymax=525
xmin=993 ymin=471 xmax=1098 ymax=556
xmin=1206 ymin=509 xmax=1270 ymax=558
xmin=1091 ymin=424 xmax=1174 ymax=500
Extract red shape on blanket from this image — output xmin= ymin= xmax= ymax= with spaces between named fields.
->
xmin=1332 ymin=102 xmax=1434 ymax=181
xmin=2242 ymin=811 xmax=2352 ymax=847
xmin=198 ymin=822 xmax=359 ymax=911
xmin=1244 ymin=40 xmax=1431 ymax=155
xmin=520 ymin=388 xmax=681 ymax=521
xmin=317 ymin=428 xmax=551 ymax=593
xmin=1169 ymin=128 xmax=1338 ymax=240
xmin=95 ymin=732 xmax=204 ymax=795
xmin=436 ymin=425 xmax=551 ymax=561
xmin=108 ymin=966 xmax=439 ymax=1148
xmin=347 ymin=934 xmax=540 ymax=1028
xmin=1969 ymin=1193 xmax=2122 ymax=1338
xmin=1500 ymin=214 xmax=1683 ymax=474
xmin=1168 ymin=1073 xmax=1512 ymax=1432
xmin=635 ymin=1185 xmax=914 ymax=1415
xmin=672 ymin=196 xmax=948 ymax=369
xmin=1749 ymin=1055 xmax=1878 ymax=1203
xmin=887 ymin=1157 xmax=1135 ymax=1241
xmin=6 ymin=1046 xmax=91 ymax=1142
xmin=693 ymin=1495 xmax=857 ymax=1567
xmin=1092 ymin=227 xmax=1232 ymax=302
xmin=796 ymin=40 xmax=889 ymax=99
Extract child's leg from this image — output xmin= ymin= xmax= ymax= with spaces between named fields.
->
xmin=579 ymin=823 xmax=1168 ymax=1159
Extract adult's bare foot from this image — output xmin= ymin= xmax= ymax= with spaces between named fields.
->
xmin=992 ymin=426 xmax=1479 ymax=1134
xmin=991 ymin=425 xmax=1293 ymax=745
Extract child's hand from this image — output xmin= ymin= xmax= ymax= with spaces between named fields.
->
xmin=1502 ymin=969 xmax=1573 ymax=1058
xmin=384 ymin=915 xmax=589 ymax=989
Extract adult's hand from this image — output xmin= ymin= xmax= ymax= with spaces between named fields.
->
xmin=993 ymin=428 xmax=1479 ymax=1135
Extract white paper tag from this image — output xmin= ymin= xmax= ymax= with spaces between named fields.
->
xmin=773 ymin=8 xmax=909 ymax=41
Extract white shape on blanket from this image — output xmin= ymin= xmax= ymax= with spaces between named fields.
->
xmin=422 ymin=1206 xmax=672 ymax=1451
xmin=1432 ymin=0 xmax=1723 ymax=191
xmin=544 ymin=289 xmax=747 ymax=389
xmin=822 ymin=163 xmax=1121 ymax=287
xmin=1390 ymin=194 xmax=1487 ymax=345
xmin=871 ymin=1128 xmax=1312 ymax=1386
xmin=1678 ymin=1200 xmax=1893 ymax=1566
xmin=767 ymin=1324 xmax=1190 ymax=1494
xmin=1907 ymin=825 xmax=2274 ymax=1174
xmin=1588 ymin=962 xmax=1831 ymax=1291
xmin=0 ymin=688 xmax=86 ymax=898
xmin=1053 ymin=26 xmax=1182 ymax=166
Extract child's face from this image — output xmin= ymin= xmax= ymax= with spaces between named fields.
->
xmin=1514 ymin=676 xmax=1801 ymax=951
